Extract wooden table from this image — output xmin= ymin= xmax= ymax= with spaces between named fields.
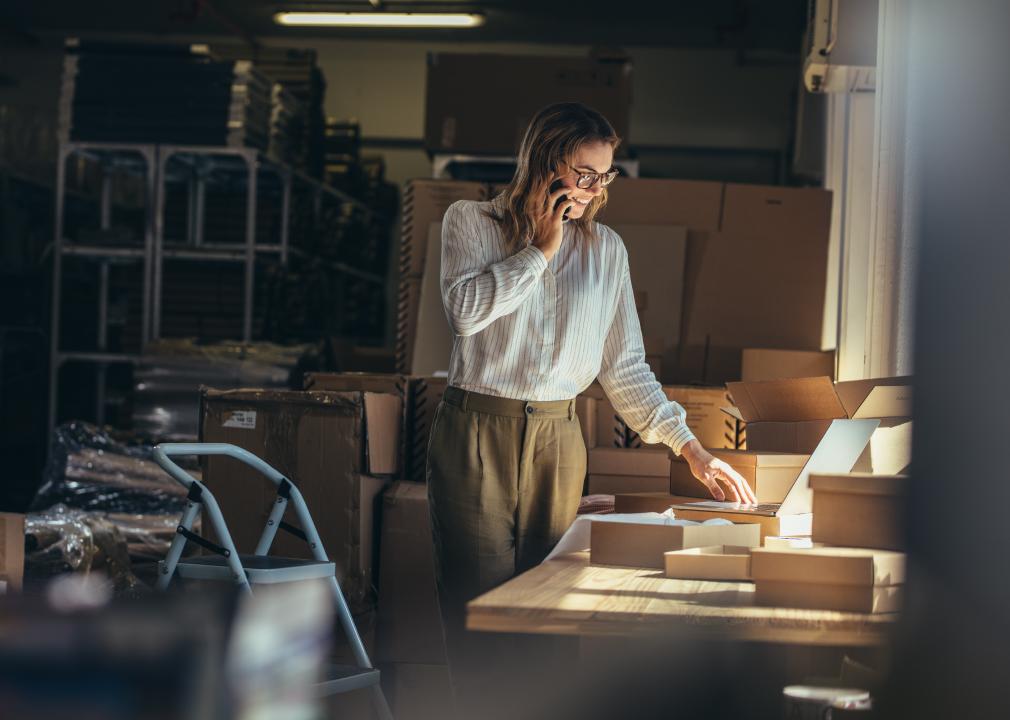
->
xmin=467 ymin=551 xmax=896 ymax=647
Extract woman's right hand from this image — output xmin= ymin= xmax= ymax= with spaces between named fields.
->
xmin=531 ymin=184 xmax=575 ymax=262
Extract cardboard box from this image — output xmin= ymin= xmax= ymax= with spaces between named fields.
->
xmin=382 ymin=662 xmax=454 ymax=720
xmin=763 ymin=536 xmax=818 ymax=549
xmin=741 ymin=348 xmax=836 ymax=382
xmin=587 ymin=474 xmax=671 ymax=495
xmin=398 ymin=179 xmax=487 ymax=279
xmin=744 ymin=418 xmax=911 ymax=474
xmin=587 ymin=447 xmax=671 ymax=494
xmin=751 ymin=546 xmax=905 ymax=613
xmin=670 ymin=449 xmax=809 ymax=504
xmin=629 ymin=385 xmax=744 ymax=450
xmin=575 ymin=396 xmax=597 ymax=450
xmin=425 ymin=53 xmax=632 ymax=156
xmin=397 ymin=180 xmax=487 ymax=373
xmin=587 ymin=447 xmax=670 ymax=477
xmin=581 ymin=384 xmax=626 ymax=448
xmin=405 ymin=377 xmax=448 ymax=483
xmin=302 ymin=372 xmax=446 ymax=483
xmin=644 ymin=347 xmax=663 ymax=381
xmin=678 ymin=185 xmax=834 ymax=384
xmin=613 ymin=224 xmax=688 ymax=381
xmin=750 ymin=546 xmax=905 ymax=585
xmin=810 ymin=473 xmax=907 ymax=551
xmin=850 ymin=419 xmax=913 ymax=475
xmin=0 ymin=513 xmax=24 ymax=592
xmin=590 ymin=519 xmax=760 ymax=568
xmin=375 ymin=482 xmax=446 ymax=665
xmin=755 ymin=581 xmax=902 ymax=614
xmin=613 ymin=491 xmax=811 ymax=537
xmin=396 ymin=277 xmax=423 ymax=375
xmin=411 ymin=222 xmax=452 ymax=376
xmin=597 ymin=178 xmax=724 ymax=230
xmin=663 ymin=545 xmax=752 ymax=581
xmin=199 ymin=389 xmax=396 ymax=611
xmin=666 ymin=419 xmax=879 ymax=538
xmin=728 ymin=376 xmax=912 ymax=474
xmin=727 ymin=376 xmax=912 ymax=424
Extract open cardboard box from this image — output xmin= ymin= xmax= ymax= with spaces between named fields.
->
xmin=810 ymin=473 xmax=907 ymax=551
xmin=724 ymin=376 xmax=912 ymax=474
xmin=663 ymin=419 xmax=878 ymax=538
xmin=751 ymin=546 xmax=905 ymax=613
xmin=664 ymin=545 xmax=753 ymax=581
xmin=615 ymin=492 xmax=811 ymax=538
xmin=669 ymin=449 xmax=810 ymax=504
xmin=590 ymin=520 xmax=760 ymax=569
xmin=725 ymin=376 xmax=912 ymax=424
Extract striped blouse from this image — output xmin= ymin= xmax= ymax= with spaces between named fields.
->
xmin=439 ymin=195 xmax=697 ymax=455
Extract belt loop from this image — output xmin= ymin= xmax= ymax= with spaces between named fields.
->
xmin=461 ymin=389 xmax=469 ymax=413
xmin=569 ymin=399 xmax=575 ymax=421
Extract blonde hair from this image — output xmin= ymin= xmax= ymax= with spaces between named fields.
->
xmin=485 ymin=102 xmax=621 ymax=252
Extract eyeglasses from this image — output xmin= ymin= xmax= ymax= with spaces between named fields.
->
xmin=566 ymin=165 xmax=619 ymax=189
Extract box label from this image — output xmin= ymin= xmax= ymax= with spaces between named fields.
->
xmin=222 ymin=410 xmax=257 ymax=430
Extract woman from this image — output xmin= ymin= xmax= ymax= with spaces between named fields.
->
xmin=426 ymin=102 xmax=755 ymax=716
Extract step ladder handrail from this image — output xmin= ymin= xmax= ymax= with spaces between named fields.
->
xmin=151 ymin=441 xmax=392 ymax=719
xmin=153 ymin=442 xmax=288 ymax=489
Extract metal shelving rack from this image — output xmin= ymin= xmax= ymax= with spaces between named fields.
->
xmin=49 ymin=140 xmax=389 ymax=435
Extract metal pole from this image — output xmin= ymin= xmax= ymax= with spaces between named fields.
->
xmin=280 ymin=167 xmax=292 ymax=266
xmin=96 ymin=261 xmax=109 ymax=425
xmin=242 ymin=150 xmax=257 ymax=342
xmin=141 ymin=146 xmax=155 ymax=347
xmin=151 ymin=147 xmax=168 ymax=340
xmin=96 ymin=169 xmax=112 ymax=425
xmin=194 ymin=171 xmax=206 ymax=247
xmin=185 ymin=168 xmax=195 ymax=247
xmin=47 ymin=145 xmax=69 ymax=439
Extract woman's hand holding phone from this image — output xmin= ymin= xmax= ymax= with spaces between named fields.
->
xmin=532 ymin=180 xmax=574 ymax=263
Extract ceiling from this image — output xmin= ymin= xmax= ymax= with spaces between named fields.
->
xmin=3 ymin=0 xmax=808 ymax=50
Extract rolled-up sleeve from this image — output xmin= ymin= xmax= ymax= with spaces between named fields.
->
xmin=597 ymin=247 xmax=697 ymax=455
xmin=440 ymin=200 xmax=547 ymax=337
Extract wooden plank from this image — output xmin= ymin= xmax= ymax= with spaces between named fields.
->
xmin=467 ymin=552 xmax=896 ymax=647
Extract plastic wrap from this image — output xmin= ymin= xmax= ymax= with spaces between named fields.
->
xmin=32 ymin=421 xmax=192 ymax=515
xmin=24 ymin=505 xmax=148 ymax=597
xmin=132 ymin=338 xmax=318 ymax=440
xmin=31 ymin=423 xmax=204 ymax=574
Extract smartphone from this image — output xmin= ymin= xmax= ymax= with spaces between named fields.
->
xmin=549 ymin=179 xmax=571 ymax=222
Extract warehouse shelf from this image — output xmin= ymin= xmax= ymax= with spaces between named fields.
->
xmin=49 ymin=140 xmax=393 ymax=436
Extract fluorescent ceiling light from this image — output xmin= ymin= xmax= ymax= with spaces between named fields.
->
xmin=274 ymin=12 xmax=485 ymax=28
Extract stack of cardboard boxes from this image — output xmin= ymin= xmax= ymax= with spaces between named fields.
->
xmin=198 ymin=386 xmax=404 ymax=613
xmin=749 ymin=471 xmax=908 ymax=613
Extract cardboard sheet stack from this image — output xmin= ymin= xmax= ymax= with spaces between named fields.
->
xmin=59 ymin=41 xmax=272 ymax=149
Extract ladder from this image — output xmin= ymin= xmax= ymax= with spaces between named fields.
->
xmin=152 ymin=442 xmax=393 ymax=719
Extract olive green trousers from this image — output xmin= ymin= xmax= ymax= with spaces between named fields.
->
xmin=426 ymin=386 xmax=587 ymax=719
